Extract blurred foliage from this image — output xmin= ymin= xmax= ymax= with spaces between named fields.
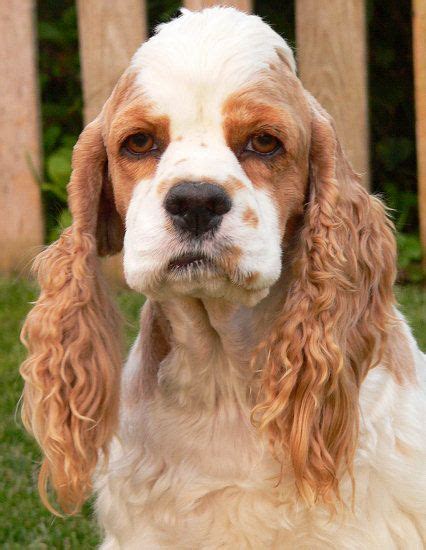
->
xmin=37 ymin=0 xmax=423 ymax=280
xmin=255 ymin=0 xmax=294 ymax=46
xmin=367 ymin=0 xmax=423 ymax=281
xmin=37 ymin=0 xmax=81 ymax=242
xmin=368 ymin=0 xmax=417 ymax=219
xmin=147 ymin=0 xmax=181 ymax=33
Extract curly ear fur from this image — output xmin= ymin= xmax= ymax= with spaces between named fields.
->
xmin=252 ymin=96 xmax=397 ymax=506
xmin=20 ymin=119 xmax=123 ymax=514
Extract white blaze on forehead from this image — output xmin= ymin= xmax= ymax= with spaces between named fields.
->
xmin=155 ymin=138 xmax=245 ymax=185
xmin=130 ymin=7 xmax=296 ymax=136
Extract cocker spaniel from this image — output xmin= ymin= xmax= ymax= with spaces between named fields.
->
xmin=20 ymin=7 xmax=426 ymax=549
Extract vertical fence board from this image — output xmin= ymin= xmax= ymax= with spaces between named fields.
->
xmin=77 ymin=0 xmax=147 ymax=125
xmin=184 ymin=0 xmax=252 ymax=12
xmin=0 ymin=0 xmax=43 ymax=273
xmin=413 ymin=0 xmax=426 ymax=269
xmin=296 ymin=0 xmax=370 ymax=188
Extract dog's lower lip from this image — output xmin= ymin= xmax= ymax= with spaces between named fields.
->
xmin=168 ymin=254 xmax=211 ymax=270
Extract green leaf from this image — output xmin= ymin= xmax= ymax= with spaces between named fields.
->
xmin=46 ymin=146 xmax=72 ymax=187
xmin=43 ymin=125 xmax=61 ymax=154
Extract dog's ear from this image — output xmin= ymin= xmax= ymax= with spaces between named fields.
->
xmin=73 ymin=117 xmax=124 ymax=255
xmin=253 ymin=94 xmax=397 ymax=506
xmin=20 ymin=116 xmax=123 ymax=514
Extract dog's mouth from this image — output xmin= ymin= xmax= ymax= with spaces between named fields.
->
xmin=168 ymin=253 xmax=216 ymax=274
xmin=160 ymin=250 xmax=269 ymax=305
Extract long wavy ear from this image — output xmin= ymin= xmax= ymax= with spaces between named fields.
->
xmin=253 ymin=94 xmax=397 ymax=506
xmin=20 ymin=116 xmax=123 ymax=514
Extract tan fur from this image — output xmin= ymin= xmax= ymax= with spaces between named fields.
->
xmin=221 ymin=176 xmax=246 ymax=197
xmin=20 ymin=120 xmax=123 ymax=513
xmin=242 ymin=207 xmax=259 ymax=228
xmin=107 ymin=110 xmax=170 ymax=215
xmin=251 ymin=95 xmax=397 ymax=506
xmin=223 ymin=82 xmax=309 ymax=233
xmin=216 ymin=245 xmax=244 ymax=283
xmin=19 ymin=76 xmax=169 ymax=515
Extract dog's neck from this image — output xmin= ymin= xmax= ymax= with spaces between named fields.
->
xmin=143 ymin=277 xmax=287 ymax=411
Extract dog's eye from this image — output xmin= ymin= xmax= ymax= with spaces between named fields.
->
xmin=123 ymin=133 xmax=156 ymax=155
xmin=246 ymin=133 xmax=281 ymax=156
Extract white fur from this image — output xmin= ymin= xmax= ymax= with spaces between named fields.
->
xmin=124 ymin=138 xmax=282 ymax=300
xmin=131 ymin=7 xmax=296 ymax=129
xmin=96 ymin=310 xmax=426 ymax=549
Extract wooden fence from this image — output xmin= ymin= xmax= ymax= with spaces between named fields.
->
xmin=0 ymin=0 xmax=425 ymax=273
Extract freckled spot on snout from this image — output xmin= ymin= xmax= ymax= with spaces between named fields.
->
xmin=175 ymin=136 xmax=183 ymax=141
xmin=242 ymin=207 xmax=258 ymax=228
xmin=200 ymin=142 xmax=207 ymax=147
xmin=222 ymin=177 xmax=245 ymax=197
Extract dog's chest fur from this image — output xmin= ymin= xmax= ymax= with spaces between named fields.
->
xmin=95 ymin=302 xmax=426 ymax=549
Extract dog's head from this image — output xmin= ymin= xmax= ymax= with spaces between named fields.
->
xmin=21 ymin=7 xmax=396 ymax=512
xmin=93 ymin=8 xmax=309 ymax=305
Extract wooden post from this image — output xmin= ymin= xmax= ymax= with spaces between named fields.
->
xmin=184 ymin=0 xmax=252 ymax=12
xmin=0 ymin=0 xmax=43 ymax=274
xmin=413 ymin=0 xmax=426 ymax=269
xmin=296 ymin=0 xmax=370 ymax=188
xmin=77 ymin=0 xmax=147 ymax=283
xmin=77 ymin=0 xmax=147 ymax=124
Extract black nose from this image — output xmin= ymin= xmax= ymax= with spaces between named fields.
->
xmin=164 ymin=182 xmax=232 ymax=237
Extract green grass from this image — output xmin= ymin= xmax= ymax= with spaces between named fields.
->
xmin=0 ymin=277 xmax=144 ymax=549
xmin=395 ymin=285 xmax=426 ymax=350
xmin=0 ymin=277 xmax=424 ymax=548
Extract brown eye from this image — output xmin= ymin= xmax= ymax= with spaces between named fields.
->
xmin=247 ymin=133 xmax=281 ymax=155
xmin=123 ymin=133 xmax=156 ymax=155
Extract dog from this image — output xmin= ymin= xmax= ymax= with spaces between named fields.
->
xmin=20 ymin=7 xmax=426 ymax=548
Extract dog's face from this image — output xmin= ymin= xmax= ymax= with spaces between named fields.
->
xmin=101 ymin=9 xmax=310 ymax=304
